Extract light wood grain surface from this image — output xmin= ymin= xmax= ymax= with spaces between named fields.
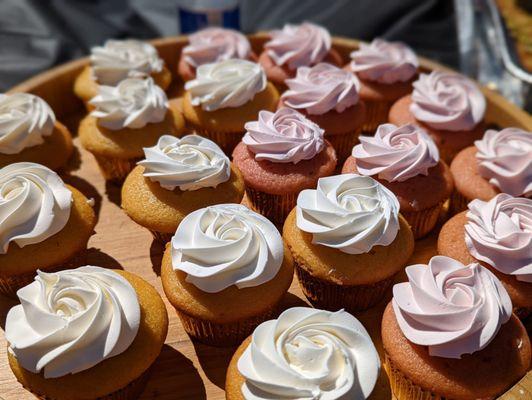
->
xmin=1 ymin=35 xmax=530 ymax=400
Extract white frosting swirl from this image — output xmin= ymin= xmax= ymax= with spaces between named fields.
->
xmin=171 ymin=204 xmax=283 ymax=293
xmin=90 ymin=39 xmax=163 ymax=85
xmin=0 ymin=93 xmax=55 ymax=155
xmin=185 ymin=59 xmax=267 ymax=111
xmin=238 ymin=307 xmax=380 ymax=400
xmin=5 ymin=266 xmax=140 ymax=378
xmin=0 ymin=162 xmax=71 ymax=254
xmin=296 ymin=174 xmax=400 ymax=254
xmin=90 ymin=77 xmax=168 ymax=130
xmin=138 ymin=134 xmax=230 ymax=191
xmin=465 ymin=194 xmax=532 ymax=282
xmin=475 ymin=128 xmax=532 ymax=197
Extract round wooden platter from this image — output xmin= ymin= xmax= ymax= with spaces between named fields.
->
xmin=0 ymin=34 xmax=530 ymax=400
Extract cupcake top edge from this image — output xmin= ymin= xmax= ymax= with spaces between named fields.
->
xmin=138 ymin=134 xmax=231 ymax=191
xmin=170 ymin=203 xmax=284 ymax=293
xmin=237 ymin=307 xmax=380 ymax=400
xmin=0 ymin=162 xmax=72 ymax=254
xmin=0 ymin=93 xmax=56 ymax=155
xmin=296 ymin=174 xmax=400 ymax=254
xmin=392 ymin=255 xmax=512 ymax=359
xmin=242 ymin=108 xmax=325 ymax=164
xmin=5 ymin=266 xmax=140 ymax=378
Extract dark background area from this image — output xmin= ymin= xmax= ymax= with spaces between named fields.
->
xmin=0 ymin=0 xmax=458 ymax=92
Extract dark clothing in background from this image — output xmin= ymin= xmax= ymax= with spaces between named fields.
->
xmin=0 ymin=0 xmax=458 ymax=91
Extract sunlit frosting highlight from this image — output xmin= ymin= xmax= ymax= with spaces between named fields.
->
xmin=392 ymin=256 xmax=512 ymax=358
xmin=138 ymin=134 xmax=230 ymax=191
xmin=243 ymin=108 xmax=325 ymax=164
xmin=352 ymin=123 xmax=439 ymax=182
xmin=296 ymin=174 xmax=400 ymax=254
xmin=265 ymin=22 xmax=331 ymax=70
xmin=171 ymin=204 xmax=283 ymax=293
xmin=5 ymin=266 xmax=140 ymax=378
xmin=465 ymin=194 xmax=532 ymax=282
xmin=0 ymin=162 xmax=71 ymax=254
xmin=237 ymin=307 xmax=380 ymax=400
xmin=0 ymin=93 xmax=55 ymax=155
xmin=185 ymin=59 xmax=266 ymax=111
xmin=349 ymin=38 xmax=418 ymax=84
xmin=475 ymin=128 xmax=532 ymax=197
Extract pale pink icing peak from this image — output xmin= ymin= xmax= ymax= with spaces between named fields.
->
xmin=392 ymin=256 xmax=512 ymax=359
xmin=410 ymin=71 xmax=486 ymax=131
xmin=475 ymin=128 xmax=532 ymax=197
xmin=465 ymin=194 xmax=532 ymax=282
xmin=242 ymin=108 xmax=325 ymax=164
xmin=349 ymin=38 xmax=418 ymax=84
xmin=183 ymin=27 xmax=251 ymax=68
xmin=282 ymin=63 xmax=360 ymax=115
xmin=265 ymin=22 xmax=331 ymax=70
xmin=352 ymin=123 xmax=439 ymax=182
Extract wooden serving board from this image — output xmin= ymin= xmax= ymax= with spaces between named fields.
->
xmin=0 ymin=35 xmax=531 ymax=400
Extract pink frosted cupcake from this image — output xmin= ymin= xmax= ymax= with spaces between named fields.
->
xmin=232 ymin=107 xmax=337 ymax=226
xmin=258 ymin=22 xmax=343 ymax=90
xmin=389 ymin=71 xmax=486 ymax=163
xmin=450 ymin=127 xmax=531 ymax=213
xmin=279 ymin=63 xmax=366 ymax=163
xmin=178 ymin=27 xmax=257 ymax=81
xmin=346 ymin=39 xmax=419 ymax=134
xmin=342 ymin=123 xmax=453 ymax=238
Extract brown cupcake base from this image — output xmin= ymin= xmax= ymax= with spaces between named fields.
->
xmin=176 ymin=306 xmax=277 ymax=347
xmin=295 ymin=264 xmax=393 ymax=312
xmin=449 ymin=189 xmax=470 ymax=215
xmin=384 ymin=353 xmax=439 ymax=400
xmin=326 ymin=130 xmax=361 ymax=164
xmin=245 ymin=187 xmax=297 ymax=228
xmin=192 ymin=128 xmax=244 ymax=156
xmin=94 ymin=155 xmax=140 ymax=183
xmin=361 ymin=100 xmax=393 ymax=135
xmin=401 ymin=202 xmax=444 ymax=239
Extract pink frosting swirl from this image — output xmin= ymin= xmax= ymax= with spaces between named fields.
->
xmin=410 ymin=71 xmax=486 ymax=131
xmin=242 ymin=108 xmax=325 ymax=164
xmin=182 ymin=27 xmax=251 ymax=68
xmin=475 ymin=128 xmax=532 ymax=197
xmin=265 ymin=22 xmax=331 ymax=70
xmin=392 ymin=256 xmax=512 ymax=359
xmin=281 ymin=63 xmax=360 ymax=115
xmin=349 ymin=39 xmax=418 ymax=84
xmin=465 ymin=194 xmax=532 ymax=283
xmin=352 ymin=123 xmax=439 ymax=182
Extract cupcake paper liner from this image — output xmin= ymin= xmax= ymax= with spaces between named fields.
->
xmin=245 ymin=187 xmax=297 ymax=228
xmin=401 ymin=201 xmax=444 ymax=239
xmin=176 ymin=306 xmax=277 ymax=347
xmin=326 ymin=129 xmax=362 ymax=165
xmin=361 ymin=100 xmax=394 ymax=135
xmin=295 ymin=263 xmax=393 ymax=312
xmin=449 ymin=190 xmax=470 ymax=215
xmin=0 ymin=251 xmax=87 ymax=298
xmin=384 ymin=353 xmax=441 ymax=400
xmin=149 ymin=230 xmax=174 ymax=245
xmin=93 ymin=155 xmax=140 ymax=183
xmin=192 ymin=127 xmax=244 ymax=156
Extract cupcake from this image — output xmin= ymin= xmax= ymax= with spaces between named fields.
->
xmin=280 ymin=62 xmax=366 ymax=163
xmin=0 ymin=93 xmax=73 ymax=170
xmin=73 ymin=39 xmax=172 ymax=108
xmin=389 ymin=70 xmax=486 ymax=163
xmin=343 ymin=123 xmax=453 ymax=238
xmin=283 ymin=174 xmax=415 ymax=312
xmin=438 ymin=194 xmax=532 ymax=318
xmin=161 ymin=203 xmax=294 ymax=346
xmin=226 ymin=307 xmax=381 ymax=400
xmin=346 ymin=38 xmax=419 ymax=134
xmin=183 ymin=59 xmax=279 ymax=154
xmin=6 ymin=266 xmax=168 ymax=399
xmin=232 ymin=108 xmax=337 ymax=226
xmin=0 ymin=163 xmax=96 ymax=297
xmin=258 ymin=22 xmax=343 ymax=90
xmin=449 ymin=127 xmax=531 ymax=213
xmin=79 ymin=77 xmax=185 ymax=182
xmin=122 ymin=134 xmax=245 ymax=243
xmin=178 ymin=27 xmax=257 ymax=81
xmin=383 ymin=256 xmax=530 ymax=400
